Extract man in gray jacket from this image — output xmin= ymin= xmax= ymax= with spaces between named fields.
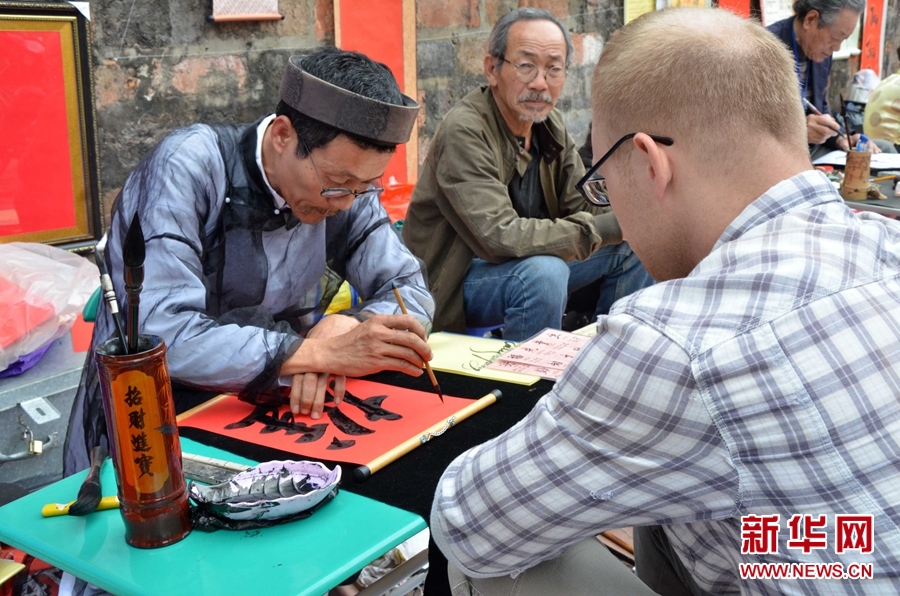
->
xmin=65 ymin=48 xmax=434 ymax=476
xmin=403 ymin=8 xmax=652 ymax=340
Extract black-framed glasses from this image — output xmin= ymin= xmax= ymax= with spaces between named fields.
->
xmin=301 ymin=139 xmax=384 ymax=200
xmin=499 ymin=58 xmax=567 ymax=85
xmin=576 ymin=133 xmax=674 ymax=206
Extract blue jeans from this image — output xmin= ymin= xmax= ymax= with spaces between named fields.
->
xmin=463 ymin=242 xmax=653 ymax=341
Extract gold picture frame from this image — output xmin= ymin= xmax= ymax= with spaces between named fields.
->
xmin=0 ymin=1 xmax=101 ymax=251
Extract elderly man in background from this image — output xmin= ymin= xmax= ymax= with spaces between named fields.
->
xmin=767 ymin=0 xmax=869 ymax=157
xmin=403 ymin=8 xmax=652 ymax=341
xmin=431 ymin=7 xmax=900 ymax=595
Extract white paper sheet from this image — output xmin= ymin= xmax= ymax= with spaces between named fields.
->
xmin=813 ymin=150 xmax=900 ymax=170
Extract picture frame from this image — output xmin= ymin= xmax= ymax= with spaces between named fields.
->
xmin=0 ymin=1 xmax=102 ymax=252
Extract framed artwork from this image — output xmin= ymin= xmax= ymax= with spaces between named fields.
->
xmin=0 ymin=1 xmax=102 ymax=251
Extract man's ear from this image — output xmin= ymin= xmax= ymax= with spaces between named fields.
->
xmin=484 ymin=55 xmax=500 ymax=86
xmin=269 ymin=115 xmax=295 ymax=156
xmin=802 ymin=9 xmax=820 ymax=30
xmin=632 ymin=133 xmax=673 ymax=203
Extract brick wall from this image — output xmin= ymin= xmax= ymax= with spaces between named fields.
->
xmin=86 ymin=0 xmax=334 ymax=223
xmin=84 ymin=0 xmax=900 ymax=226
xmin=415 ymin=0 xmax=621 ymax=168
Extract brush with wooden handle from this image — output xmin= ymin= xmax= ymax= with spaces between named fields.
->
xmin=67 ymin=444 xmax=108 ymax=516
xmin=42 ymin=495 xmax=120 ymax=518
xmin=392 ymin=283 xmax=443 ymax=402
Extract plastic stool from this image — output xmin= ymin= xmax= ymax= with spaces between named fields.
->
xmin=465 ymin=324 xmax=503 ymax=338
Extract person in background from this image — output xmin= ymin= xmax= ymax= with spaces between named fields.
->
xmin=767 ymin=0 xmax=870 ymax=159
xmin=864 ymin=53 xmax=900 ymax=153
xmin=431 ymin=7 xmax=900 ymax=595
xmin=403 ymin=8 xmax=652 ymax=341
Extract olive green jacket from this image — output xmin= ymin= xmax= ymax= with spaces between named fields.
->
xmin=403 ymin=86 xmax=623 ymax=333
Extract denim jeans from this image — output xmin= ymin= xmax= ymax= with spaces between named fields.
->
xmin=463 ymin=242 xmax=653 ymax=341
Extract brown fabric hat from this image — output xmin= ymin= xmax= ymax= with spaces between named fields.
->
xmin=279 ymin=55 xmax=419 ymax=146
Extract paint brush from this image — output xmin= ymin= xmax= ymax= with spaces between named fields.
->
xmin=95 ymin=248 xmax=127 ymax=351
xmin=391 ymin=283 xmax=443 ymax=402
xmin=122 ymin=213 xmax=146 ymax=354
xmin=42 ymin=496 xmax=120 ymax=517
xmin=67 ymin=444 xmax=108 ymax=516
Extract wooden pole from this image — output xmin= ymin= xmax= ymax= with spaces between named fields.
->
xmin=353 ymin=390 xmax=501 ymax=482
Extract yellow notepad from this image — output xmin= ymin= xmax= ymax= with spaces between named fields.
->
xmin=428 ymin=332 xmax=540 ymax=386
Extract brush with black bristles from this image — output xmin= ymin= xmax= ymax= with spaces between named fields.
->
xmin=95 ymin=248 xmax=127 ymax=351
xmin=123 ymin=213 xmax=146 ymax=354
xmin=67 ymin=444 xmax=108 ymax=516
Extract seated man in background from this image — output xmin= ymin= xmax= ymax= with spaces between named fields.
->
xmin=403 ymin=7 xmax=652 ymax=341
xmin=432 ymin=7 xmax=900 ymax=595
xmin=65 ymin=47 xmax=434 ymax=475
xmin=767 ymin=0 xmax=866 ymax=158
xmin=865 ymin=65 xmax=900 ymax=152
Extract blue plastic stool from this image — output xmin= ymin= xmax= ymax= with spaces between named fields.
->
xmin=465 ymin=324 xmax=503 ymax=338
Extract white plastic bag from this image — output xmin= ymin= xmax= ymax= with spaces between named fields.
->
xmin=0 ymin=242 xmax=99 ymax=373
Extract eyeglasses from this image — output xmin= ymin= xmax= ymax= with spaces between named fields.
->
xmin=301 ymin=139 xmax=384 ymax=200
xmin=576 ymin=133 xmax=674 ymax=206
xmin=499 ymin=58 xmax=567 ymax=85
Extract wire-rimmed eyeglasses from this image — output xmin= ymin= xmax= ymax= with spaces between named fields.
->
xmin=576 ymin=133 xmax=674 ymax=206
xmin=499 ymin=58 xmax=567 ymax=85
xmin=301 ymin=139 xmax=384 ymax=200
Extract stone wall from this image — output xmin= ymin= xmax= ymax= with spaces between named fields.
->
xmin=84 ymin=0 xmax=900 ymax=224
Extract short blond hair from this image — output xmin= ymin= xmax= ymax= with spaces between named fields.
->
xmin=591 ymin=8 xmax=807 ymax=159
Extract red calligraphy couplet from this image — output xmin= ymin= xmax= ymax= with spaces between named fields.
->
xmin=860 ymin=0 xmax=886 ymax=76
xmin=178 ymin=379 xmax=476 ymax=466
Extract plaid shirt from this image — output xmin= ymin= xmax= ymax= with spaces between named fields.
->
xmin=432 ymin=171 xmax=900 ymax=595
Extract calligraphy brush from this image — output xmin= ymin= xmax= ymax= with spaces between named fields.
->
xmin=391 ymin=283 xmax=443 ymax=402
xmin=122 ymin=213 xmax=146 ymax=354
xmin=95 ymin=248 xmax=127 ymax=351
xmin=840 ymin=94 xmax=853 ymax=151
xmin=67 ymin=445 xmax=108 ymax=516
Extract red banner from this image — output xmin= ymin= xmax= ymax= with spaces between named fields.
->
xmin=860 ymin=0 xmax=886 ymax=75
xmin=718 ymin=0 xmax=751 ymax=19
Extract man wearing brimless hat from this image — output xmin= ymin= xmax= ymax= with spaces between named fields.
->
xmin=65 ymin=47 xmax=435 ymax=476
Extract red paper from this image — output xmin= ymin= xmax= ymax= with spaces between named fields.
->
xmin=860 ymin=0 xmax=886 ymax=76
xmin=718 ymin=0 xmax=751 ymax=18
xmin=0 ymin=29 xmax=76 ymax=237
xmin=339 ymin=0 xmax=408 ymax=184
xmin=178 ymin=379 xmax=475 ymax=465
xmin=69 ymin=313 xmax=94 ymax=352
xmin=0 ymin=277 xmax=56 ymax=349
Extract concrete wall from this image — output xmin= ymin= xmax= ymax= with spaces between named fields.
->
xmin=84 ymin=0 xmax=900 ymax=224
